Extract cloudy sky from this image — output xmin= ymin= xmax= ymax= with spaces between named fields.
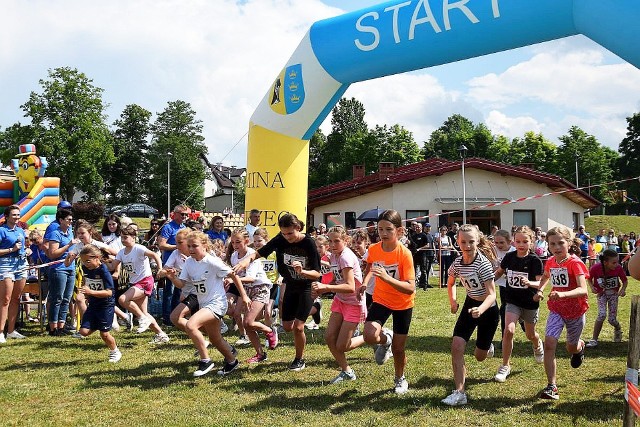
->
xmin=1 ymin=0 xmax=639 ymax=169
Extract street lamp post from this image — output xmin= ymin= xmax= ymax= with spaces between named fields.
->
xmin=574 ymin=151 xmax=580 ymax=187
xmin=458 ymin=144 xmax=468 ymax=225
xmin=167 ymin=151 xmax=173 ymax=218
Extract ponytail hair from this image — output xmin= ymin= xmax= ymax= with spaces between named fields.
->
xmin=278 ymin=213 xmax=304 ymax=231
xmin=599 ymin=248 xmax=618 ymax=264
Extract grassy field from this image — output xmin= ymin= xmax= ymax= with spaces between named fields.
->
xmin=2 ymin=278 xmax=637 ymax=427
xmin=585 ymin=215 xmax=640 ymax=236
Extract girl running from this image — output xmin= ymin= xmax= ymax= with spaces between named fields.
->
xmin=252 ymin=227 xmax=281 ymax=342
xmin=442 ymin=224 xmax=498 ymax=406
xmin=493 ymin=226 xmax=545 ymax=383
xmin=77 ymin=245 xmax=121 ymax=362
xmin=361 ymin=210 xmax=415 ymax=395
xmin=113 ymin=226 xmax=169 ymax=344
xmin=536 ymin=226 xmax=589 ymax=400
xmin=227 ymin=228 xmax=276 ymax=363
xmin=585 ymin=249 xmax=627 ymax=347
xmin=492 ymin=229 xmax=515 ymax=340
xmin=306 ymin=235 xmax=330 ymax=330
xmin=166 ymin=231 xmax=248 ymax=377
xmin=312 ymin=225 xmax=365 ymax=384
xmin=233 ymin=213 xmax=321 ymax=372
xmin=157 ymin=229 xmax=192 ymax=333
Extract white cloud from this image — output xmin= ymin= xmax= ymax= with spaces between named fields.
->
xmin=485 ymin=111 xmax=544 ymax=139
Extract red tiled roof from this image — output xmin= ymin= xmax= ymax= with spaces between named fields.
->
xmin=308 ymin=157 xmax=600 ymax=209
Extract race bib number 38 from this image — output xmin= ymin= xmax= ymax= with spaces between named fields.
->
xmin=550 ymin=267 xmax=570 ymax=288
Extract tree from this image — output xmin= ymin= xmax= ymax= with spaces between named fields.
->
xmin=103 ymin=104 xmax=152 ymax=205
xmin=308 ymin=129 xmax=328 ymax=189
xmin=618 ymin=113 xmax=640 ymax=200
xmin=556 ymin=126 xmax=619 ymax=203
xmin=147 ymin=100 xmax=208 ymax=211
xmin=233 ymin=176 xmax=246 ymax=213
xmin=423 ymin=114 xmax=494 ymax=160
xmin=21 ymin=67 xmax=114 ymax=201
xmin=505 ymin=131 xmax=557 ymax=173
xmin=0 ymin=123 xmax=35 ymax=166
xmin=369 ymin=124 xmax=421 ymax=166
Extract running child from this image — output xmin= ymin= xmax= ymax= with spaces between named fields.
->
xmin=536 ymin=226 xmax=589 ymax=400
xmin=442 ymin=224 xmax=498 ymax=406
xmin=312 ymin=225 xmax=365 ymax=384
xmin=360 ymin=210 xmax=415 ymax=395
xmin=113 ymin=226 xmax=169 ymax=344
xmin=157 ymin=229 xmax=192 ymax=333
xmin=233 ymin=213 xmax=321 ymax=372
xmin=77 ymin=246 xmax=122 ymax=363
xmin=306 ymin=235 xmax=330 ymax=330
xmin=227 ymin=227 xmax=276 ymax=363
xmin=492 ymin=229 xmax=515 ymax=340
xmin=252 ymin=227 xmax=281 ymax=342
xmin=585 ymin=249 xmax=627 ymax=347
xmin=350 ymin=229 xmax=372 ymax=309
xmin=493 ymin=226 xmax=545 ymax=383
xmin=166 ymin=231 xmax=248 ymax=377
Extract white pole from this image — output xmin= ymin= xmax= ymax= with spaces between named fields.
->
xmin=462 ymin=157 xmax=467 ymax=225
xmin=167 ymin=152 xmax=172 ymax=218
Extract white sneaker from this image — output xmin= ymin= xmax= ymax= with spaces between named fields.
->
xmin=304 ymin=321 xmax=319 ymax=330
xmin=0 ymin=333 xmax=6 ymax=344
xmin=494 ymin=365 xmax=511 ymax=382
xmin=235 ymin=335 xmax=251 ymax=346
xmin=71 ymin=331 xmax=85 ymax=339
xmin=585 ymin=339 xmax=598 ymax=348
xmin=112 ymin=316 xmax=120 ymax=331
xmin=108 ymin=349 xmax=122 ymax=363
xmin=486 ymin=343 xmax=495 ymax=358
xmin=220 ymin=322 xmax=229 ymax=335
xmin=329 ymin=369 xmax=357 ymax=384
xmin=533 ymin=338 xmax=545 ymax=363
xmin=136 ymin=315 xmax=152 ymax=333
xmin=7 ymin=330 xmax=26 ymax=339
xmin=150 ymin=333 xmax=170 ymax=344
xmin=441 ymin=390 xmax=468 ymax=406
xmin=394 ymin=376 xmax=409 ymax=394
xmin=374 ymin=329 xmax=393 ymax=365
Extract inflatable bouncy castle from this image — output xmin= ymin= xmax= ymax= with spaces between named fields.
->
xmin=0 ymin=144 xmax=60 ymax=228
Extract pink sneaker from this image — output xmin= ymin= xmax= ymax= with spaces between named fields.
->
xmin=266 ymin=330 xmax=278 ymax=350
xmin=247 ymin=352 xmax=268 ymax=364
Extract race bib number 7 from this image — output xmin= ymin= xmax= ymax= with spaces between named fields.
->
xmin=373 ymin=262 xmax=399 ymax=280
xmin=550 ymin=267 xmax=570 ymax=288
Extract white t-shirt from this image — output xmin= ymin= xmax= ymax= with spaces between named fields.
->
xmin=69 ymin=239 xmax=110 ymax=256
xmin=165 ymin=250 xmax=190 ymax=295
xmin=179 ymin=254 xmax=231 ymax=311
xmin=102 ymin=233 xmax=124 ymax=252
xmin=245 ymin=223 xmax=259 ymax=243
xmin=495 ymin=246 xmax=516 ymax=288
xmin=230 ymin=247 xmax=272 ymax=289
xmin=115 ymin=244 xmax=152 ymax=284
xmin=331 ymin=247 xmax=363 ymax=306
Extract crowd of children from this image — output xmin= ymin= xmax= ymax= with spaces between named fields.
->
xmin=6 ymin=205 xmax=637 ymax=404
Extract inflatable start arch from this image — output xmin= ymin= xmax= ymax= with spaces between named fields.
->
xmin=246 ymin=0 xmax=640 ymax=228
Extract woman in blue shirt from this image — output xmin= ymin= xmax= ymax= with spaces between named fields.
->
xmin=206 ymin=215 xmax=228 ymax=244
xmin=45 ymin=208 xmax=78 ymax=336
xmin=0 ymin=205 xmax=30 ymax=343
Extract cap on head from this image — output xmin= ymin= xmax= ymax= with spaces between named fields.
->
xmin=57 ymin=200 xmax=72 ymax=209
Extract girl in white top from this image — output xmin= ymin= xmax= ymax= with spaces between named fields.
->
xmin=157 ymin=228 xmax=192 ymax=333
xmin=312 ymin=225 xmax=366 ymax=384
xmin=167 ymin=231 xmax=249 ymax=377
xmin=227 ymin=228 xmax=275 ymax=363
xmin=113 ymin=226 xmax=168 ymax=343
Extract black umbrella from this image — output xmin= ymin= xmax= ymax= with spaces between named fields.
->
xmin=357 ymin=207 xmax=385 ymax=222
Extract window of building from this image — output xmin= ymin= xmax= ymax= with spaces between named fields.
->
xmin=513 ymin=210 xmax=535 ymax=228
xmin=345 ymin=212 xmax=356 ymax=230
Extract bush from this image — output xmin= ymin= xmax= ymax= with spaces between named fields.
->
xmin=72 ymin=202 xmax=104 ymax=224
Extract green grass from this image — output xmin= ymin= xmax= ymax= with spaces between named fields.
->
xmin=585 ymin=215 xmax=640 ymax=236
xmin=3 ymin=282 xmax=636 ymax=426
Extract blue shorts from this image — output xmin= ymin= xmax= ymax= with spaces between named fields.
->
xmin=81 ymin=304 xmax=115 ymax=332
xmin=0 ymin=256 xmax=28 ymax=281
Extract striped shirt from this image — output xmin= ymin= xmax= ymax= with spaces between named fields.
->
xmin=448 ymin=252 xmax=494 ymax=299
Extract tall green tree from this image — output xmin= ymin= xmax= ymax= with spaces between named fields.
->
xmin=148 ymin=100 xmax=207 ymax=212
xmin=556 ymin=126 xmax=618 ymax=202
xmin=0 ymin=123 xmax=36 ymax=165
xmin=369 ymin=124 xmax=421 ymax=166
xmin=423 ymin=114 xmax=494 ymax=160
xmin=505 ymin=131 xmax=557 ymax=173
xmin=308 ymin=129 xmax=328 ymax=189
xmin=104 ymin=104 xmax=152 ymax=205
xmin=21 ymin=67 xmax=114 ymax=201
xmin=618 ymin=112 xmax=640 ymax=200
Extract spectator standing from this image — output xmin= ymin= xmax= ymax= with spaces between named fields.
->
xmin=606 ymin=229 xmax=618 ymax=252
xmin=157 ymin=205 xmax=189 ymax=326
xmin=206 ymin=215 xmax=228 ymax=244
xmin=576 ymin=225 xmax=590 ymax=264
xmin=245 ymin=209 xmax=261 ymax=243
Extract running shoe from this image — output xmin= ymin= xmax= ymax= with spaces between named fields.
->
xmin=374 ymin=329 xmax=393 ymax=365
xmin=0 ymin=333 xmax=5 ymax=344
xmin=539 ymin=384 xmax=559 ymax=400
xmin=305 ymin=321 xmax=319 ymax=330
xmin=108 ymin=349 xmax=122 ymax=363
xmin=486 ymin=343 xmax=495 ymax=358
xmin=217 ymin=359 xmax=240 ymax=375
xmin=494 ymin=365 xmax=511 ymax=383
xmin=136 ymin=315 xmax=152 ymax=334
xmin=570 ymin=340 xmax=585 ymax=368
xmin=441 ymin=390 xmax=467 ymax=406
xmin=289 ymin=357 xmax=306 ymax=371
xmin=614 ymin=328 xmax=623 ymax=343
xmin=394 ymin=376 xmax=409 ymax=395
xmin=266 ymin=330 xmax=278 ymax=350
xmin=193 ymin=359 xmax=215 ymax=377
xmin=150 ymin=333 xmax=170 ymax=344
xmin=220 ymin=321 xmax=229 ymax=335
xmin=329 ymin=369 xmax=356 ymax=384
xmin=246 ymin=352 xmax=268 ymax=364
xmin=585 ymin=339 xmax=598 ymax=348
xmin=6 ymin=330 xmax=26 ymax=339
xmin=235 ymin=335 xmax=251 ymax=346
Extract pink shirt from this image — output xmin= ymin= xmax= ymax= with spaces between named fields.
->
xmin=330 ymin=247 xmax=363 ymax=306
xmin=589 ymin=262 xmax=626 ymax=294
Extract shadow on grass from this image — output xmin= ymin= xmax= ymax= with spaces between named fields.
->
xmin=529 ymin=398 xmax=624 ymax=423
